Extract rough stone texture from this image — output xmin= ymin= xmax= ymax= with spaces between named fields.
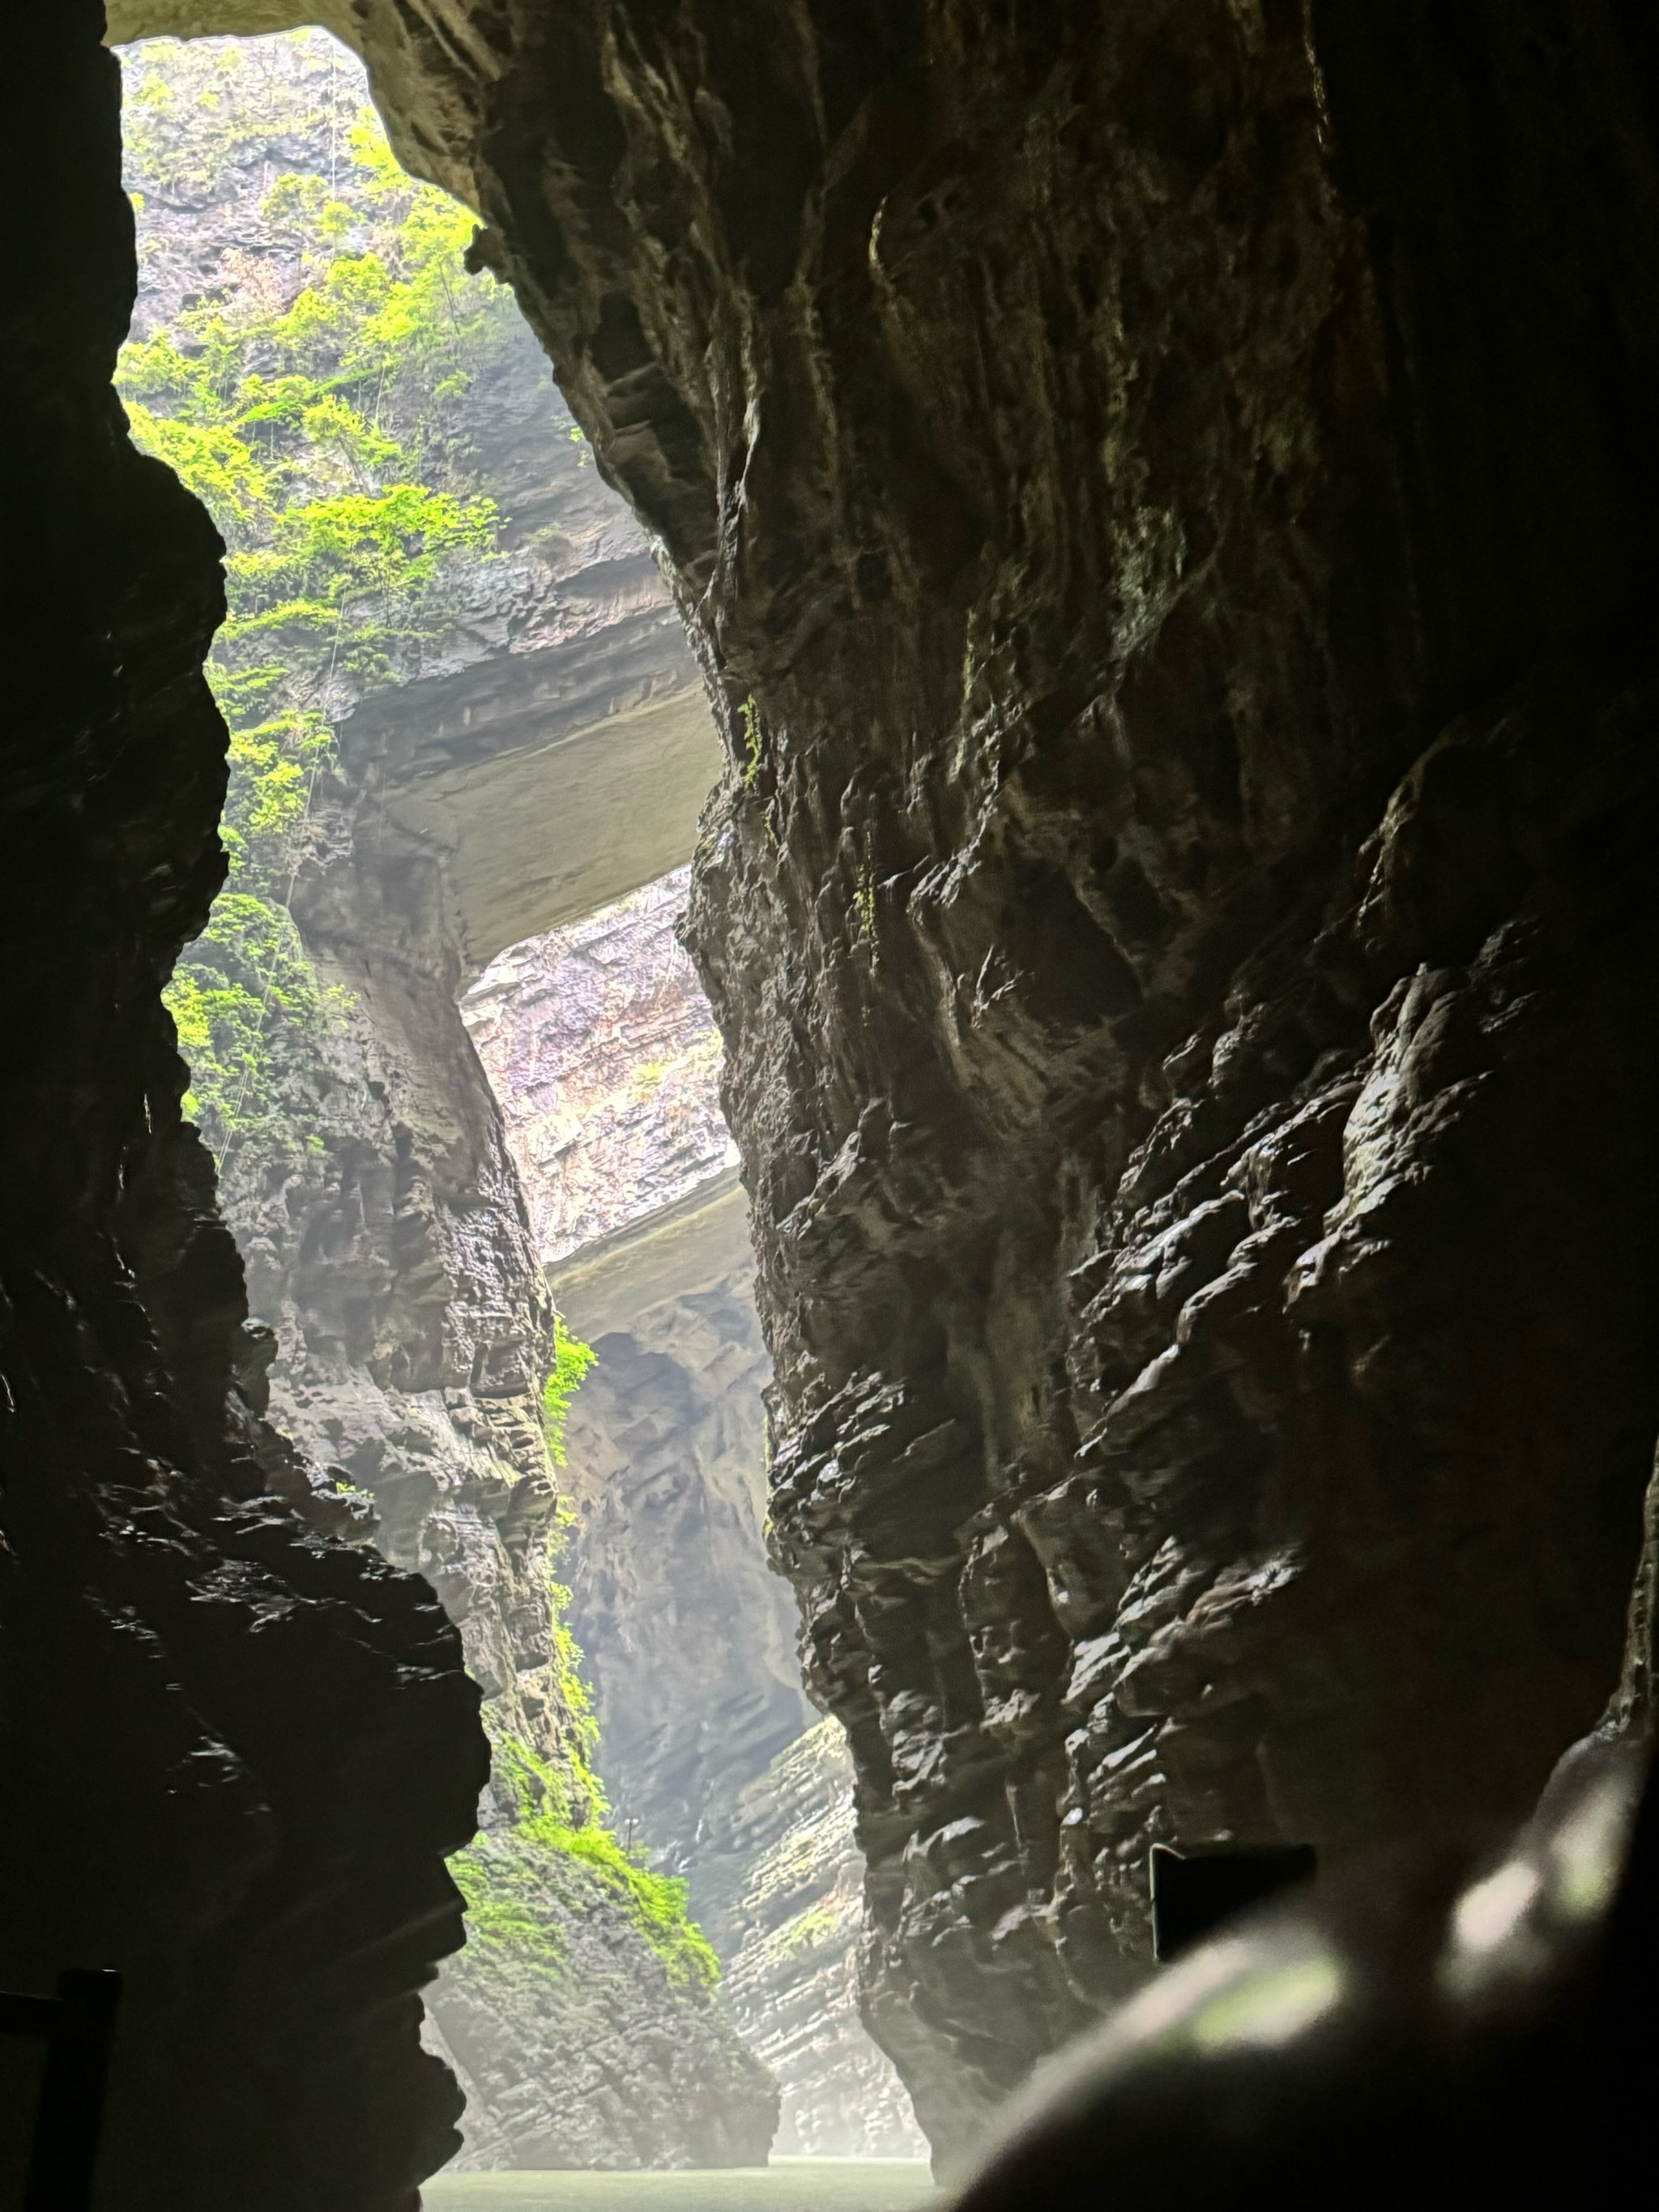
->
xmin=693 ymin=1722 xmax=929 ymax=2159
xmin=434 ymin=1822 xmax=779 ymax=2172
xmin=0 ymin=10 xmax=484 ymax=2209
xmin=96 ymin=0 xmax=1659 ymax=2173
xmin=552 ymin=1172 xmax=808 ymax=1851
xmin=114 ymin=31 xmax=774 ymax=2173
xmin=472 ymin=910 xmax=927 ymax=2150
xmin=463 ymin=868 xmax=734 ymax=1265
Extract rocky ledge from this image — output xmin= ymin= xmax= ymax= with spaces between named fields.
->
xmin=101 ymin=0 xmax=1659 ymax=2178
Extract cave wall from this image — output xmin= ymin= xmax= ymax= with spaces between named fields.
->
xmin=97 ymin=0 xmax=1659 ymax=2171
xmin=0 ymin=9 xmax=486 ymax=2208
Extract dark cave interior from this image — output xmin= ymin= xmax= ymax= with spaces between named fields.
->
xmin=4 ymin=2 xmax=1659 ymax=2206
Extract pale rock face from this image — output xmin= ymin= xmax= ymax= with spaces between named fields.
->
xmin=695 ymin=1722 xmax=930 ymax=2160
xmin=462 ymin=869 xmax=734 ymax=1262
xmin=464 ymin=878 xmax=924 ymax=2151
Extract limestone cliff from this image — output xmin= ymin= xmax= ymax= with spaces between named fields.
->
xmin=464 ymin=879 xmax=791 ymax=1847
xmin=694 ymin=1723 xmax=928 ymax=2159
xmin=113 ymin=30 xmax=771 ymax=2171
xmin=0 ymin=11 xmax=483 ymax=2208
xmin=96 ymin=0 xmax=1659 ymax=2179
xmin=467 ymin=876 xmax=925 ymax=2151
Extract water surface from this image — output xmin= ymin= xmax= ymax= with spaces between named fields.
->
xmin=425 ymin=2155 xmax=944 ymax=2212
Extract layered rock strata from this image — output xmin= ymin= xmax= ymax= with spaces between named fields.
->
xmin=468 ymin=879 xmax=923 ymax=2148
xmin=101 ymin=0 xmax=1659 ymax=2175
xmin=0 ymin=10 xmax=483 ymax=2208
xmin=693 ymin=1722 xmax=929 ymax=2159
xmin=114 ymin=31 xmax=772 ymax=2171
xmin=550 ymin=1171 xmax=806 ymax=1850
xmin=464 ymin=880 xmax=796 ymax=1849
xmin=463 ymin=869 xmax=735 ymax=1266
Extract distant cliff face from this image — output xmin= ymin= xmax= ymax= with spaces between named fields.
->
xmin=695 ymin=1722 xmax=928 ymax=2159
xmin=463 ymin=869 xmax=734 ymax=1263
xmin=465 ymin=875 xmax=925 ymax=2152
xmin=115 ymin=31 xmax=770 ymax=2171
xmin=102 ymin=0 xmax=1659 ymax=2182
xmin=464 ymin=879 xmax=803 ymax=1853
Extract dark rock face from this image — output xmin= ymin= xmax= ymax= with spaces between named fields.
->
xmin=0 ymin=10 xmax=484 ymax=2208
xmin=82 ymin=0 xmax=1659 ymax=2171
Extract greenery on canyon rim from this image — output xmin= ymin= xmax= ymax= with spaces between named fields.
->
xmin=118 ymin=35 xmax=508 ymax=1162
xmin=118 ymin=34 xmax=712 ymax=1996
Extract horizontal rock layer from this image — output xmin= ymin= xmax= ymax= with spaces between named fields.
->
xmin=104 ymin=0 xmax=1659 ymax=2173
xmin=112 ymin=27 xmax=773 ymax=2172
xmin=0 ymin=11 xmax=485 ymax=2208
xmin=693 ymin=1721 xmax=928 ymax=2159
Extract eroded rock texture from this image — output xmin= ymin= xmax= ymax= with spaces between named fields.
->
xmin=100 ymin=0 xmax=1659 ymax=2169
xmin=553 ymin=1172 xmax=805 ymax=1851
xmin=112 ymin=32 xmax=772 ymax=2171
xmin=463 ymin=869 xmax=734 ymax=1266
xmin=0 ymin=10 xmax=484 ymax=2207
xmin=693 ymin=1721 xmax=929 ymax=2159
xmin=471 ymin=877 xmax=923 ymax=2147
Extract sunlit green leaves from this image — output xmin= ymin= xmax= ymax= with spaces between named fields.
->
xmin=119 ymin=41 xmax=515 ymax=1168
xmin=541 ymin=1317 xmax=599 ymax=1467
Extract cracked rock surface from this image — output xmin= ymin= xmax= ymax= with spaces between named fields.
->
xmin=103 ymin=0 xmax=1659 ymax=2169
xmin=0 ymin=11 xmax=484 ymax=2207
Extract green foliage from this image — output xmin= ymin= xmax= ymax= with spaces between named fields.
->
xmin=739 ymin=693 xmax=763 ymax=787
xmin=451 ymin=1734 xmax=722 ymax=1997
xmin=117 ymin=36 xmax=515 ymax=1163
xmin=775 ymin=1901 xmax=842 ymax=1961
xmin=540 ymin=1315 xmax=598 ymax=1466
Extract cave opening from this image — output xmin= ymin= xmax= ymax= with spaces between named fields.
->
xmin=7 ymin=5 xmax=1659 ymax=2208
xmin=112 ymin=24 xmax=924 ymax=2189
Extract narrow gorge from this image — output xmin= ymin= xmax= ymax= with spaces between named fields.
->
xmin=4 ymin=3 xmax=1659 ymax=2206
xmin=109 ymin=25 xmax=920 ymax=2172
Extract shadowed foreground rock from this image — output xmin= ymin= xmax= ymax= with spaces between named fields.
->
xmin=957 ymin=1736 xmax=1659 ymax=2211
xmin=84 ymin=0 xmax=1659 ymax=2174
xmin=0 ymin=9 xmax=484 ymax=2207
xmin=961 ymin=1492 xmax=1659 ymax=2210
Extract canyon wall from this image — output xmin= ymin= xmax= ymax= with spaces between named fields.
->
xmin=113 ymin=32 xmax=771 ymax=2171
xmin=0 ymin=11 xmax=484 ymax=2208
xmin=99 ymin=0 xmax=1659 ymax=2176
xmin=466 ymin=874 xmax=923 ymax=2152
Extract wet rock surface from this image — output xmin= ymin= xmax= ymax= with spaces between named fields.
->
xmin=88 ymin=0 xmax=1659 ymax=2176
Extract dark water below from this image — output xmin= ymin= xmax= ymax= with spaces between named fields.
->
xmin=424 ymin=2156 xmax=945 ymax=2212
